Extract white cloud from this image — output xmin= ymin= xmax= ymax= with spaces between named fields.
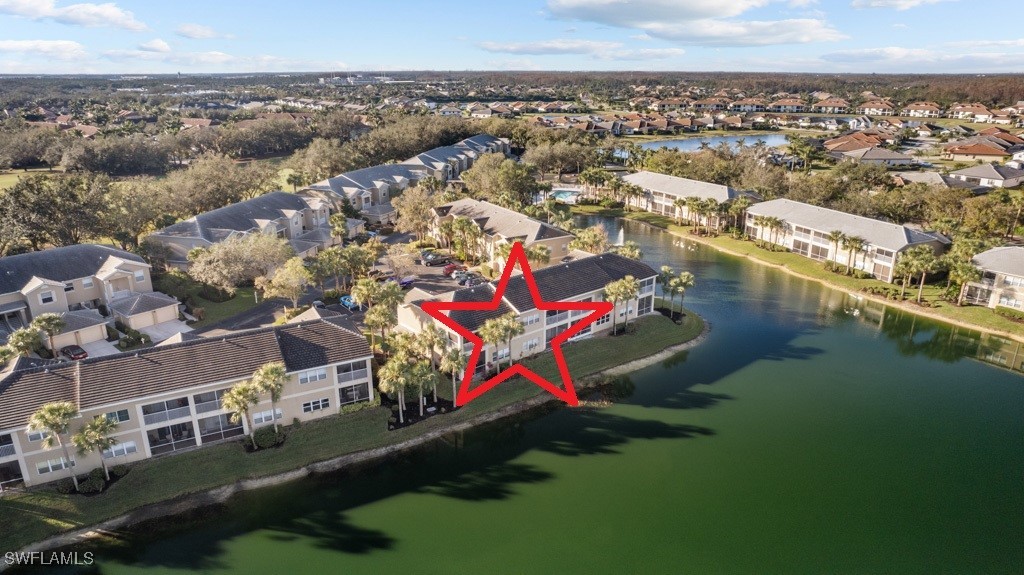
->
xmin=892 ymin=23 xmax=908 ymax=28
xmin=478 ymin=39 xmax=621 ymax=55
xmin=174 ymin=23 xmax=230 ymax=39
xmin=137 ymin=38 xmax=170 ymax=53
xmin=478 ymin=38 xmax=683 ymax=60
xmin=545 ymin=0 xmax=844 ymax=46
xmin=0 ymin=0 xmax=146 ymax=30
xmin=631 ymin=33 xmax=652 ymax=41
xmin=850 ymin=0 xmax=953 ymax=9
xmin=949 ymin=38 xmax=1024 ymax=48
xmin=821 ymin=46 xmax=1024 ymax=72
xmin=0 ymin=39 xmax=87 ymax=59
xmin=100 ymin=48 xmax=347 ymax=72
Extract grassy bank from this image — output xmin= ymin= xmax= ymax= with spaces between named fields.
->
xmin=572 ymin=205 xmax=1024 ymax=339
xmin=0 ymin=312 xmax=702 ymax=552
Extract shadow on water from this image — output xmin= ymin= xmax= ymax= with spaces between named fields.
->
xmin=38 ymin=401 xmax=716 ymax=573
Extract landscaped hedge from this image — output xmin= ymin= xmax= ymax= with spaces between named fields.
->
xmin=252 ymin=425 xmax=286 ymax=449
xmin=995 ymin=306 xmax=1024 ymax=322
xmin=115 ymin=320 xmax=152 ymax=349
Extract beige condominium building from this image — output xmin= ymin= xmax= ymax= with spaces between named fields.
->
xmin=745 ymin=199 xmax=949 ymax=283
xmin=964 ymin=246 xmax=1024 ymax=310
xmin=397 ymin=252 xmax=658 ymax=375
xmin=0 ymin=318 xmax=372 ymax=489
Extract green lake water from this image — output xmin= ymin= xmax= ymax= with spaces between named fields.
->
xmin=43 ymin=217 xmax=1024 ymax=574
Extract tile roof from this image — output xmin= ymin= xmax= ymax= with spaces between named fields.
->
xmin=0 ymin=319 xmax=370 ymax=431
xmin=973 ymin=246 xmax=1024 ymax=278
xmin=0 ymin=244 xmax=146 ymax=296
xmin=747 ymin=199 xmax=944 ymax=252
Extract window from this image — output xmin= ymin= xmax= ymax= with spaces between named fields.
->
xmin=596 ymin=313 xmax=611 ymax=326
xmin=639 ymin=277 xmax=655 ymax=295
xmin=523 ymin=338 xmax=540 ymax=352
xmin=638 ymin=295 xmax=653 ymax=316
xmin=198 ymin=414 xmax=243 ymax=442
xmin=495 ymin=347 xmax=510 ymax=361
xmin=40 ymin=291 xmax=55 ymax=305
xmin=253 ymin=409 xmax=283 ymax=425
xmin=37 ymin=457 xmax=74 ymax=474
xmin=141 ymin=397 xmax=191 ymax=425
xmin=26 ymin=430 xmax=50 ymax=442
xmin=303 ymin=398 xmax=330 ymax=413
xmin=105 ymin=409 xmax=130 ymax=423
xmin=64 ymin=282 xmax=74 ymax=292
xmin=1004 ymin=275 xmax=1024 ymax=288
xmin=133 ymin=270 xmax=145 ymax=282
xmin=299 ymin=368 xmax=327 ymax=384
xmin=999 ymin=296 xmax=1023 ymax=310
xmin=193 ymin=389 xmax=228 ymax=414
xmin=522 ymin=314 xmax=540 ymax=327
xmin=339 ymin=382 xmax=371 ymax=405
xmin=82 ymin=278 xmax=94 ymax=289
xmin=102 ymin=441 xmax=137 ymax=459
xmin=337 ymin=361 xmax=369 ymax=383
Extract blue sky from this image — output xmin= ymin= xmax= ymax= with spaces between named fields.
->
xmin=0 ymin=0 xmax=1021 ymax=74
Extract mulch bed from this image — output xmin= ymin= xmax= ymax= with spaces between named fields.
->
xmin=381 ymin=395 xmax=458 ymax=431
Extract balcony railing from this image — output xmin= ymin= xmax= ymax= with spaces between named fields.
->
xmin=143 ymin=406 xmax=191 ymax=426
xmin=0 ymin=444 xmax=15 ymax=459
xmin=338 ymin=369 xmax=369 ymax=383
xmin=194 ymin=400 xmax=222 ymax=414
xmin=546 ymin=311 xmax=569 ymax=325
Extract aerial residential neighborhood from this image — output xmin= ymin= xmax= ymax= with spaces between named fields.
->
xmin=0 ymin=1 xmax=1021 ymax=573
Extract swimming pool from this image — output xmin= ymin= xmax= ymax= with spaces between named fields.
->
xmin=550 ymin=189 xmax=579 ymax=203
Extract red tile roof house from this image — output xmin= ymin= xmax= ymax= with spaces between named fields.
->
xmin=901 ymin=102 xmax=944 ymax=118
xmin=769 ymin=98 xmax=806 ymax=113
xmin=856 ymin=100 xmax=896 ymax=116
xmin=811 ymin=98 xmax=850 ymax=114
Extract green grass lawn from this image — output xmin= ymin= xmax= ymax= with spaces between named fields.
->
xmin=571 ymin=206 xmax=1024 ymax=337
xmin=186 ymin=287 xmax=261 ymax=329
xmin=0 ymin=313 xmax=700 ymax=552
xmin=0 ymin=168 xmax=60 ymax=190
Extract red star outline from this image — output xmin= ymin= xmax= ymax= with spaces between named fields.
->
xmin=421 ymin=242 xmax=612 ymax=407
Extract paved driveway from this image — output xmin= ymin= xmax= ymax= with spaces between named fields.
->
xmin=80 ymin=339 xmax=121 ymax=358
xmin=139 ymin=320 xmax=193 ymax=343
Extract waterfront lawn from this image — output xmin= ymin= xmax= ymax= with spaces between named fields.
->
xmin=572 ymin=206 xmax=1024 ymax=337
xmin=0 ymin=313 xmax=700 ymax=552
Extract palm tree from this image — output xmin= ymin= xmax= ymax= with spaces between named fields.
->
xmin=440 ymin=346 xmax=468 ymax=406
xmin=410 ymin=359 xmax=438 ymax=417
xmin=842 ymin=235 xmax=865 ymax=275
xmin=672 ymin=198 xmax=687 ymax=225
xmin=827 ymin=230 xmax=845 ymax=269
xmin=71 ymin=415 xmax=119 ymax=481
xmin=910 ymin=246 xmax=939 ymax=304
xmin=28 ymin=401 xmax=80 ymax=491
xmin=617 ymin=276 xmax=640 ymax=331
xmin=438 ymin=219 xmax=456 ymax=255
xmin=669 ymin=271 xmax=696 ymax=318
xmin=611 ymin=240 xmax=642 ymax=260
xmin=702 ymin=198 xmax=720 ymax=235
xmin=6 ymin=327 xmax=39 ymax=357
xmin=31 ymin=313 xmax=65 ymax=359
xmin=948 ymin=259 xmax=981 ymax=306
xmin=286 ymin=172 xmax=305 ymax=192
xmin=222 ymin=382 xmax=261 ymax=449
xmin=479 ymin=316 xmax=508 ymax=372
xmin=418 ymin=324 xmax=446 ymax=402
xmin=350 ymin=278 xmax=379 ymax=309
xmin=363 ymin=304 xmax=397 ymax=355
xmin=500 ymin=313 xmax=525 ymax=362
xmin=728 ymin=197 xmax=752 ymax=232
xmin=685 ymin=196 xmax=702 ymax=228
xmin=251 ymin=361 xmax=287 ymax=432
xmin=526 ymin=244 xmax=551 ymax=267
xmin=604 ymin=276 xmax=639 ymax=334
xmin=0 ymin=345 xmax=15 ymax=368
xmin=894 ymin=255 xmax=915 ymax=300
xmin=378 ymin=357 xmax=410 ymax=424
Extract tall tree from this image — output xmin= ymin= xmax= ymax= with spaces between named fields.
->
xmin=28 ymin=401 xmax=80 ymax=491
xmin=257 ymin=256 xmax=312 ymax=309
xmin=251 ymin=361 xmax=287 ymax=432
xmin=31 ymin=313 xmax=65 ymax=358
xmin=71 ymin=415 xmax=119 ymax=481
xmin=440 ymin=346 xmax=468 ymax=407
xmin=221 ymin=381 xmax=261 ymax=450
xmin=391 ymin=184 xmax=436 ymax=241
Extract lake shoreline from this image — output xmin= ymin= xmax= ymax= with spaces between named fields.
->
xmin=3 ymin=318 xmax=710 ymax=565
xmin=587 ymin=209 xmax=1024 ymax=345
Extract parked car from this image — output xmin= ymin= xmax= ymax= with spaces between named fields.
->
xmin=368 ymin=268 xmax=394 ymax=281
xmin=561 ymin=256 xmax=574 ymax=263
xmin=312 ymin=300 xmax=325 ymax=309
xmin=443 ymin=263 xmax=468 ymax=277
xmin=452 ymin=270 xmax=473 ymax=282
xmin=457 ymin=273 xmax=480 ymax=286
xmin=339 ymin=295 xmax=363 ymax=311
xmin=60 ymin=345 xmax=88 ymax=361
xmin=420 ymin=248 xmax=437 ymax=259
xmin=422 ymin=253 xmax=451 ymax=267
xmin=466 ymin=277 xmax=488 ymax=287
xmin=397 ymin=276 xmax=416 ymax=289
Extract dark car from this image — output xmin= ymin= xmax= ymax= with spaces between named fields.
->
xmin=339 ymin=295 xmax=364 ymax=311
xmin=60 ymin=345 xmax=88 ymax=361
xmin=422 ymin=254 xmax=451 ymax=267
xmin=466 ymin=277 xmax=488 ymax=287
xmin=457 ymin=273 xmax=480 ymax=286
xmin=443 ymin=263 xmax=467 ymax=277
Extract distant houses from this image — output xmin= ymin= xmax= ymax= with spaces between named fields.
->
xmin=744 ymin=199 xmax=948 ymax=282
xmin=949 ymin=163 xmax=1024 ymax=188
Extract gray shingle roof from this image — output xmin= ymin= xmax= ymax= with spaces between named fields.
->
xmin=108 ymin=292 xmax=179 ymax=317
xmin=435 ymin=199 xmax=573 ymax=243
xmin=973 ymin=246 xmax=1024 ymax=278
xmin=416 ymin=252 xmax=656 ymax=331
xmin=621 ymin=171 xmax=742 ymax=202
xmin=746 ymin=199 xmax=942 ymax=252
xmin=59 ymin=309 xmax=108 ymax=332
xmin=0 ymin=319 xmax=370 ymax=431
xmin=951 ymin=163 xmax=1024 ymax=181
xmin=0 ymin=245 xmax=145 ymax=295
xmin=152 ymin=191 xmax=312 ymax=242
